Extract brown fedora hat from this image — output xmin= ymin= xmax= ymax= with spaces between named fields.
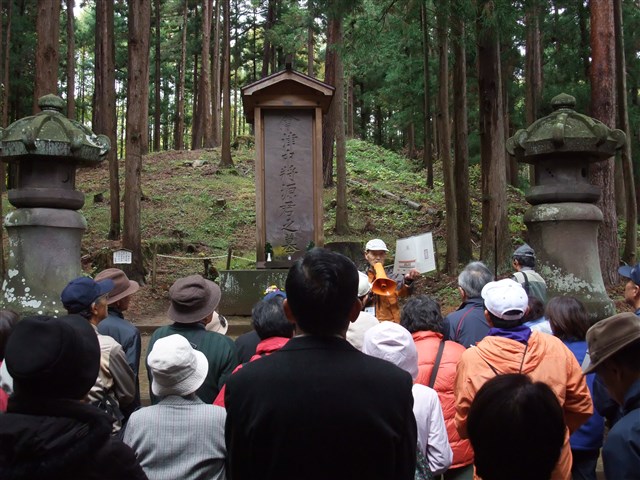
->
xmin=584 ymin=312 xmax=640 ymax=374
xmin=167 ymin=275 xmax=221 ymax=324
xmin=95 ymin=268 xmax=140 ymax=305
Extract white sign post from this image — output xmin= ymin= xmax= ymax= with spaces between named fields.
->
xmin=393 ymin=232 xmax=436 ymax=274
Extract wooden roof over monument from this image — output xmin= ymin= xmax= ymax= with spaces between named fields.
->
xmin=241 ymin=66 xmax=335 ymax=123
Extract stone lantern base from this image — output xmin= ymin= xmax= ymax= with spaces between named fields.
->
xmin=524 ymin=202 xmax=615 ymax=324
xmin=3 ymin=208 xmax=86 ymax=316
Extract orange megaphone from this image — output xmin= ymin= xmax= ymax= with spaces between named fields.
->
xmin=371 ymin=263 xmax=397 ymax=297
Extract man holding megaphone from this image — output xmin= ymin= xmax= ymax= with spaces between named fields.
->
xmin=364 ymin=239 xmax=420 ymax=323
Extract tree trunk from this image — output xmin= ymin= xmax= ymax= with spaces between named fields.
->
xmin=261 ymin=0 xmax=276 ymax=78
xmin=307 ymin=15 xmax=314 ymax=76
xmin=194 ymin=0 xmax=213 ymax=149
xmin=95 ymin=0 xmax=119 ymax=240
xmin=437 ymin=0 xmax=457 ymax=273
xmin=174 ymin=0 xmax=188 ymax=150
xmin=334 ymin=16 xmax=348 ymax=235
xmin=212 ymin=0 xmax=222 ymax=146
xmin=453 ymin=8 xmax=471 ymax=264
xmin=421 ymin=2 xmax=433 ymax=187
xmin=477 ymin=0 xmax=509 ymax=274
xmin=153 ymin=0 xmax=161 ymax=151
xmin=322 ymin=16 xmax=339 ymax=187
xmin=34 ymin=0 xmax=60 ymax=109
xmin=66 ymin=0 xmax=75 ymax=119
xmin=589 ymin=0 xmax=618 ymax=287
xmin=2 ymin=0 xmax=12 ymax=126
xmin=524 ymin=0 xmax=542 ymax=186
xmin=346 ymin=76 xmax=354 ymax=138
xmin=123 ymin=0 xmax=151 ymax=283
xmin=220 ymin=0 xmax=233 ymax=167
xmin=614 ymin=0 xmax=637 ymax=265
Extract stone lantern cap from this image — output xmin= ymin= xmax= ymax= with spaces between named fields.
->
xmin=0 ymin=94 xmax=110 ymax=166
xmin=507 ymin=93 xmax=625 ymax=164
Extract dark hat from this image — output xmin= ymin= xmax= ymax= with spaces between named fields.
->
xmin=584 ymin=312 xmax=640 ymax=374
xmin=618 ymin=263 xmax=640 ymax=285
xmin=167 ymin=275 xmax=221 ymax=323
xmin=5 ymin=315 xmax=100 ymax=400
xmin=513 ymin=244 xmax=536 ymax=259
xmin=95 ymin=268 xmax=140 ymax=305
xmin=61 ymin=276 xmax=114 ymax=313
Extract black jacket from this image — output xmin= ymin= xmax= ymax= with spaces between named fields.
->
xmin=225 ymin=335 xmax=417 ymax=480
xmin=0 ymin=396 xmax=148 ymax=480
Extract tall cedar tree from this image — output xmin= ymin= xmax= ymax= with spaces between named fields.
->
xmin=477 ymin=0 xmax=509 ymax=273
xmin=437 ymin=0 xmax=458 ymax=273
xmin=94 ymin=0 xmax=119 ymax=240
xmin=174 ymin=0 xmax=188 ymax=150
xmin=615 ymin=0 xmax=637 ymax=264
xmin=220 ymin=0 xmax=233 ymax=166
xmin=334 ymin=14 xmax=348 ymax=234
xmin=123 ymin=0 xmax=151 ymax=282
xmin=66 ymin=0 xmax=75 ymax=119
xmin=34 ymin=0 xmax=60 ymax=108
xmin=590 ymin=0 xmax=618 ymax=287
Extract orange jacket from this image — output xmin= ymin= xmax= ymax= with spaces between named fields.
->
xmin=412 ymin=331 xmax=473 ymax=469
xmin=366 ymin=268 xmax=411 ymax=323
xmin=454 ymin=331 xmax=593 ymax=480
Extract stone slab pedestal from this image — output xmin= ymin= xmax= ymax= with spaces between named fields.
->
xmin=3 ymin=208 xmax=86 ymax=315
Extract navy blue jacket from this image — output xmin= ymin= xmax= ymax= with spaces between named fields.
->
xmin=563 ymin=339 xmax=604 ymax=451
xmin=602 ymin=379 xmax=640 ymax=479
xmin=443 ymin=298 xmax=488 ymax=348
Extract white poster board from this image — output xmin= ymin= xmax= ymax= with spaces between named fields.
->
xmin=393 ymin=232 xmax=436 ymax=274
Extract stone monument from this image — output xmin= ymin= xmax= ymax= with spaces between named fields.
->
xmin=241 ymin=65 xmax=334 ymax=266
xmin=215 ymin=67 xmax=334 ymax=316
xmin=507 ymin=93 xmax=626 ymax=323
xmin=0 ymin=94 xmax=110 ymax=315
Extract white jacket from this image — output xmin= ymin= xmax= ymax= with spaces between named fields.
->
xmin=362 ymin=322 xmax=453 ymax=474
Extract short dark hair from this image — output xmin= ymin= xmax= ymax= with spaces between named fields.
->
xmin=285 ymin=248 xmax=358 ymax=336
xmin=467 ymin=374 xmax=565 ymax=480
xmin=400 ymin=295 xmax=444 ymax=334
xmin=513 ymin=255 xmax=535 ymax=268
xmin=545 ymin=296 xmax=589 ymax=341
xmin=522 ymin=296 xmax=544 ymax=323
xmin=0 ymin=310 xmax=19 ymax=360
xmin=252 ymin=296 xmax=294 ymax=340
xmin=486 ymin=309 xmax=523 ymax=329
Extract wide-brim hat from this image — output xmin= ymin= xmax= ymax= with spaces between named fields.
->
xmin=148 ymin=334 xmax=209 ymax=397
xmin=95 ymin=268 xmax=140 ymax=305
xmin=6 ymin=315 xmax=100 ymax=400
xmin=584 ymin=312 xmax=640 ymax=374
xmin=167 ymin=275 xmax=221 ymax=323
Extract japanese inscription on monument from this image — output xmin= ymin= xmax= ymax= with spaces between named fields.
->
xmin=264 ymin=109 xmax=314 ymax=260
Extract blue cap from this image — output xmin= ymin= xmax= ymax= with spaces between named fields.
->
xmin=264 ymin=290 xmax=286 ymax=302
xmin=619 ymin=264 xmax=640 ymax=285
xmin=61 ymin=277 xmax=115 ymax=314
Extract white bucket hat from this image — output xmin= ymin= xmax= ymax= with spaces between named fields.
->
xmin=148 ymin=334 xmax=209 ymax=397
xmin=358 ymin=272 xmax=372 ymax=297
xmin=205 ymin=311 xmax=229 ymax=334
xmin=362 ymin=322 xmax=418 ymax=380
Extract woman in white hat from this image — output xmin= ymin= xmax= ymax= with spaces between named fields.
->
xmin=124 ymin=334 xmax=227 ymax=480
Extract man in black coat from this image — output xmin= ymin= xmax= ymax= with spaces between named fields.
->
xmin=224 ymin=248 xmax=417 ymax=480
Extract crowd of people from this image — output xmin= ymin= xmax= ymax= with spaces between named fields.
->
xmin=0 ymin=241 xmax=639 ymax=480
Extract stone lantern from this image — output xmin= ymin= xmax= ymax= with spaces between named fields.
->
xmin=507 ymin=93 xmax=626 ymax=323
xmin=0 ymin=94 xmax=110 ymax=315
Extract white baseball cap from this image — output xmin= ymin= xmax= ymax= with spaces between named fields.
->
xmin=481 ymin=278 xmax=528 ymax=321
xmin=365 ymin=239 xmax=389 ymax=252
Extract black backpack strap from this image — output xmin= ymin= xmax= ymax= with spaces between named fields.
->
xmin=428 ymin=339 xmax=446 ymax=388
